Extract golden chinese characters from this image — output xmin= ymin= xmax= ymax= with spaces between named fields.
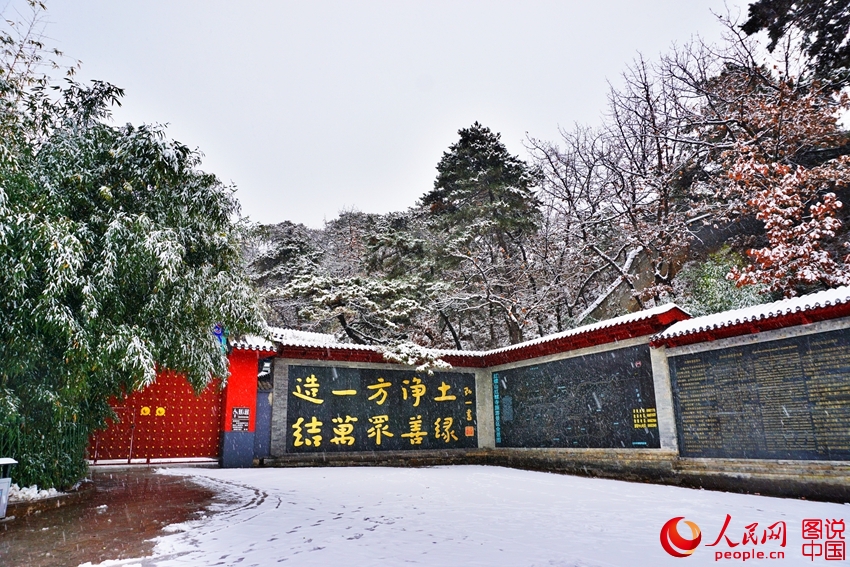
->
xmin=434 ymin=382 xmax=457 ymax=402
xmin=633 ymin=408 xmax=658 ymax=429
xmin=367 ymin=377 xmax=392 ymax=405
xmin=367 ymin=414 xmax=394 ymax=445
xmin=401 ymin=377 xmax=427 ymax=407
xmin=292 ymin=416 xmax=323 ymax=447
xmin=434 ymin=417 xmax=458 ymax=442
xmin=292 ymin=375 xmax=324 ymax=404
xmin=401 ymin=415 xmax=428 ymax=445
xmin=330 ymin=415 xmax=358 ymax=446
xmin=287 ymin=366 xmax=477 ymax=452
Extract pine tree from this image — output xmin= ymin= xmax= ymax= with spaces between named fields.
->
xmin=421 ymin=123 xmax=542 ymax=346
xmin=422 ymin=122 xmax=540 ymax=245
xmin=742 ymin=0 xmax=850 ymax=85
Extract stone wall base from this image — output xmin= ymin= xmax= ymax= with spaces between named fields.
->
xmin=264 ymin=449 xmax=850 ymax=503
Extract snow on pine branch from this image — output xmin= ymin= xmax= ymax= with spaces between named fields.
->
xmin=380 ymin=342 xmax=452 ymax=374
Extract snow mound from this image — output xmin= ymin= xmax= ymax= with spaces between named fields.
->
xmin=8 ymin=483 xmax=64 ymax=502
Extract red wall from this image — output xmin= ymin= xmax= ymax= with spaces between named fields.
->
xmin=88 ymin=372 xmax=222 ymax=462
xmin=90 ymin=347 xmax=275 ymax=463
xmin=221 ymin=349 xmax=261 ymax=433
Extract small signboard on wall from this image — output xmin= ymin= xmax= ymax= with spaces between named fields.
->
xmin=231 ymin=407 xmax=250 ymax=432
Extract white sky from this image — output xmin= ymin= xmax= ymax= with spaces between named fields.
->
xmin=37 ymin=1 xmax=745 ymax=228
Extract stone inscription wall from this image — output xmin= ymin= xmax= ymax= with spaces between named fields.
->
xmin=286 ymin=365 xmax=477 ymax=452
xmin=670 ymin=328 xmax=850 ymax=460
xmin=493 ymin=345 xmax=660 ymax=449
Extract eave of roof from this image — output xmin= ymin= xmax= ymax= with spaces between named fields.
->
xmin=477 ymin=303 xmax=690 ymax=367
xmin=268 ymin=327 xmax=337 ymax=346
xmin=228 ymin=335 xmax=277 ymax=353
xmin=260 ymin=303 xmax=691 ymax=368
xmin=231 ymin=287 xmax=850 ymax=365
xmin=651 ymin=285 xmax=850 ymax=349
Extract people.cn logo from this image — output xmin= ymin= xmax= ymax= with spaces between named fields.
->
xmin=660 ymin=517 xmax=702 ymax=558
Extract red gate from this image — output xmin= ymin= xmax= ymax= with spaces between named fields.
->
xmin=88 ymin=372 xmax=222 ymax=463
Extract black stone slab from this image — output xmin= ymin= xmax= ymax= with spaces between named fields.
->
xmin=493 ymin=344 xmax=660 ymax=449
xmin=670 ymin=327 xmax=850 ymax=460
xmin=285 ymin=366 xmax=477 ymax=452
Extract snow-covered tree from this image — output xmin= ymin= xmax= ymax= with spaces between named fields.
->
xmin=742 ymin=0 xmax=850 ymax=85
xmin=727 ymin=147 xmax=850 ymax=294
xmin=0 ymin=3 xmax=264 ymax=487
xmin=673 ymin=248 xmax=767 ymax=316
xmin=689 ymin=36 xmax=850 ymax=295
xmin=423 ymin=122 xmax=540 ymax=240
xmin=422 ymin=123 xmax=543 ymax=347
xmin=528 ymin=50 xmax=723 ymax=314
xmin=252 ymin=210 xmax=442 ymax=347
xmin=281 ymin=272 xmax=442 ymax=345
xmin=246 ymin=220 xmax=322 ymax=327
xmin=533 ymin=16 xmax=850 ymax=304
xmin=252 ymin=13 xmax=850 ymax=351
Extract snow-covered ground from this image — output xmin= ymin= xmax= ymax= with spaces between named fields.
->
xmin=83 ymin=465 xmax=848 ymax=567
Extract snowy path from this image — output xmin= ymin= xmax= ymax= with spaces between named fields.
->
xmin=85 ymin=465 xmax=848 ymax=567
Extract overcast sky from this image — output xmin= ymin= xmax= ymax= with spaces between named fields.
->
xmin=37 ymin=1 xmax=745 ymax=228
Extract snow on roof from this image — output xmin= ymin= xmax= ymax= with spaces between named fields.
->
xmin=245 ymin=304 xmax=687 ymax=363
xmin=655 ymin=285 xmax=850 ymax=343
xmin=231 ymin=327 xmax=345 ymax=352
xmin=268 ymin=327 xmax=417 ymax=359
xmin=229 ymin=334 xmax=277 ymax=352
xmin=230 ymin=288 xmax=850 ymax=361
xmin=464 ymin=303 xmax=686 ymax=357
xmin=268 ymin=327 xmax=339 ymax=347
